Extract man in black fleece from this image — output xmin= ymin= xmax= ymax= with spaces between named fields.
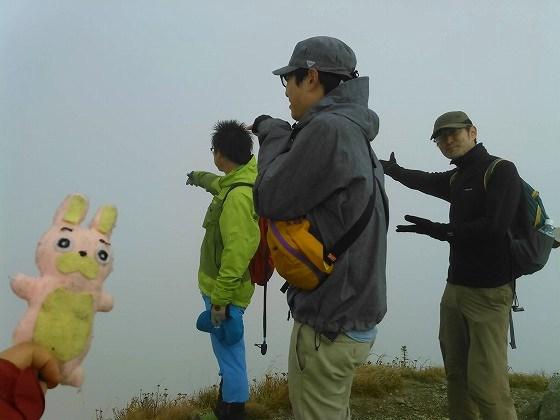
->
xmin=381 ymin=111 xmax=520 ymax=420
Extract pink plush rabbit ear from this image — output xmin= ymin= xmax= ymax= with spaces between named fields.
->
xmin=90 ymin=205 xmax=118 ymax=238
xmin=53 ymin=193 xmax=89 ymax=226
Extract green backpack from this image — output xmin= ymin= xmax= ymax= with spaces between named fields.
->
xmin=483 ymin=159 xmax=558 ymax=278
xmin=482 ymin=159 xmax=558 ymax=349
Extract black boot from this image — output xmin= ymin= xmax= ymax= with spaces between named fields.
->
xmin=214 ymin=401 xmax=246 ymax=420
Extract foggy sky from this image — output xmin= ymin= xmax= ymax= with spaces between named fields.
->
xmin=1 ymin=1 xmax=558 ymax=419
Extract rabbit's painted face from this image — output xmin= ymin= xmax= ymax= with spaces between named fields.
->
xmin=38 ymin=226 xmax=113 ymax=280
xmin=36 ymin=194 xmax=117 ymax=282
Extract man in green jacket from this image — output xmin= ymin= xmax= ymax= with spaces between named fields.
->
xmin=186 ymin=120 xmax=259 ymax=420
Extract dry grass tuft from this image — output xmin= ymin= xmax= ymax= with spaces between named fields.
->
xmin=249 ymin=372 xmax=290 ymax=411
xmin=185 ymin=385 xmax=219 ymax=411
xmin=509 ymin=371 xmax=549 ymax=391
xmin=352 ymin=364 xmax=405 ymax=397
xmin=245 ymin=401 xmax=274 ymax=419
xmin=111 ymin=395 xmax=196 ymax=420
xmin=401 ymin=366 xmax=446 ymax=383
xmin=109 ymin=384 xmax=216 ymax=420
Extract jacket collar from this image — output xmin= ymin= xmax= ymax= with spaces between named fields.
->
xmin=451 ymin=143 xmax=489 ymax=168
xmin=219 ymin=155 xmax=257 ymax=188
xmin=292 ymin=77 xmax=379 ymax=142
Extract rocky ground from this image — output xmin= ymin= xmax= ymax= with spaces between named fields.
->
xmin=349 ymin=378 xmax=544 ymax=420
xmin=266 ymin=378 xmax=546 ymax=420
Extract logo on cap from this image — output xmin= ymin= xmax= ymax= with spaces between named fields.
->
xmin=306 ymin=60 xmax=315 ymax=68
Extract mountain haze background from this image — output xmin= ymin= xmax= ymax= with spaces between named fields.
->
xmin=1 ymin=1 xmax=558 ymax=419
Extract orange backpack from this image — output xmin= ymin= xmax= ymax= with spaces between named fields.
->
xmin=267 ymin=218 xmax=334 ymax=290
xmin=267 ymin=190 xmax=377 ymax=292
xmin=266 ymin=142 xmax=388 ymax=292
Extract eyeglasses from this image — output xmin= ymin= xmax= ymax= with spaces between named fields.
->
xmin=280 ymin=73 xmax=292 ymax=87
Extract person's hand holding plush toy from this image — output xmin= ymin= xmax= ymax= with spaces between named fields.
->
xmin=0 ymin=342 xmax=61 ymax=420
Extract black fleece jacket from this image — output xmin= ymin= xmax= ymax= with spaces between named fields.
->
xmin=385 ymin=143 xmax=522 ymax=288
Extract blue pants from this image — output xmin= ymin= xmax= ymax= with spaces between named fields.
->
xmin=202 ymin=295 xmax=249 ymax=403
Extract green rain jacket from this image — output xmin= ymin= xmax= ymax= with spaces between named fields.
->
xmin=191 ymin=156 xmax=259 ymax=308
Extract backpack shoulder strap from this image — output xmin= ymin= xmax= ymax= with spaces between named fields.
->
xmin=483 ymin=158 xmax=504 ymax=190
xmin=325 ymin=192 xmax=375 ymax=264
xmin=450 ymin=158 xmax=505 ymax=189
xmin=324 ymin=139 xmax=382 ymax=264
xmin=449 ymin=171 xmax=458 ymax=186
xmin=222 ymin=182 xmax=254 ymax=203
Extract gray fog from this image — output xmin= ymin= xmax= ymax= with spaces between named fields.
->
xmin=1 ymin=1 xmax=558 ymax=419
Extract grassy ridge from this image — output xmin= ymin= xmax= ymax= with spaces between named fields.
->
xmin=100 ymin=347 xmax=551 ymax=420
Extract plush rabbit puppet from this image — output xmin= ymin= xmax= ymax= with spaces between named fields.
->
xmin=11 ymin=193 xmax=117 ymax=387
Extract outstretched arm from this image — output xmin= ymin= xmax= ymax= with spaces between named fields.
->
xmin=381 ymin=152 xmax=453 ymax=202
xmin=186 ymin=171 xmax=221 ymax=195
xmin=395 ymin=161 xmax=522 ymax=243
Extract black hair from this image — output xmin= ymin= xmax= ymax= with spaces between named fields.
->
xmin=290 ymin=68 xmax=355 ymax=94
xmin=211 ymin=120 xmax=253 ymax=165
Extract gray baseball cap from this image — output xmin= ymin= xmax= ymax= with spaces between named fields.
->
xmin=430 ymin=111 xmax=474 ymax=139
xmin=272 ymin=36 xmax=357 ymax=78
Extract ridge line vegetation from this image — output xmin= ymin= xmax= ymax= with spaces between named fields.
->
xmin=98 ymin=346 xmax=552 ymax=420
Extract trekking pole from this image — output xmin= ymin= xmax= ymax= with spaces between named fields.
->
xmin=255 ymin=282 xmax=268 ymax=355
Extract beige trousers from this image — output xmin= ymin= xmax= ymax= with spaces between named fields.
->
xmin=288 ymin=321 xmax=373 ymax=420
xmin=439 ymin=282 xmax=518 ymax=420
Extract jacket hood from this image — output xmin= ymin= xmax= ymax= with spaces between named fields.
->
xmin=297 ymin=77 xmax=379 ymax=142
xmin=219 ymin=155 xmax=257 ymax=188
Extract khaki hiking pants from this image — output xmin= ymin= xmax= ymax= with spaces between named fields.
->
xmin=288 ymin=321 xmax=373 ymax=420
xmin=439 ymin=282 xmax=518 ymax=420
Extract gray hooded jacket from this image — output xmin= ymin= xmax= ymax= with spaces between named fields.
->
xmin=254 ymin=77 xmax=388 ymax=335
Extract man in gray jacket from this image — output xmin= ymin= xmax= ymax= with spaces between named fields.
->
xmin=251 ymin=36 xmax=388 ymax=420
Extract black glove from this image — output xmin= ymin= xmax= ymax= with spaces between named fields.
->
xmin=379 ymin=152 xmax=398 ymax=175
xmin=185 ymin=171 xmax=195 ymax=186
xmin=396 ymin=215 xmax=453 ymax=241
xmin=252 ymin=115 xmax=272 ymax=136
